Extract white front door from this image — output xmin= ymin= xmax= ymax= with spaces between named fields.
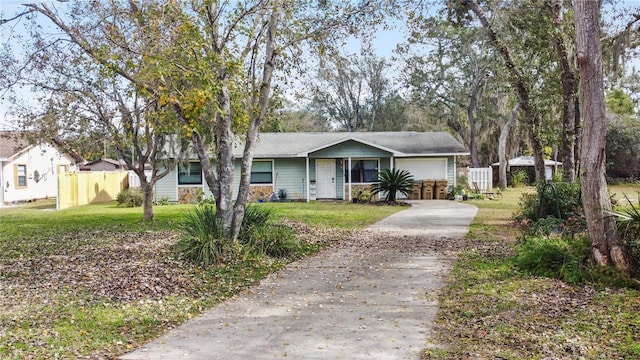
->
xmin=316 ymin=159 xmax=336 ymax=199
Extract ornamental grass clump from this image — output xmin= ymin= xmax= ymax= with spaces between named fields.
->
xmin=239 ymin=204 xmax=274 ymax=240
xmin=178 ymin=204 xmax=235 ymax=266
xmin=179 ymin=203 xmax=301 ymax=266
xmin=239 ymin=204 xmax=300 ymax=258
xmin=242 ymin=224 xmax=299 ymax=258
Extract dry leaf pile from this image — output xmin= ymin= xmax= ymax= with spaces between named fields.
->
xmin=1 ymin=230 xmax=203 ymax=316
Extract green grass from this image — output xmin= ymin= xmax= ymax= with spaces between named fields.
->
xmin=424 ymin=186 xmax=640 ymax=359
xmin=261 ymin=201 xmax=405 ymax=229
xmin=610 ymin=183 xmax=640 ymax=200
xmin=0 ymin=201 xmax=190 ymax=260
xmin=0 ymin=199 xmax=404 ymax=359
xmin=464 ymin=187 xmax=532 ymax=243
xmin=1 ymin=200 xmax=188 ymax=232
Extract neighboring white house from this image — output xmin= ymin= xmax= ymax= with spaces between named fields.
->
xmin=0 ymin=131 xmax=83 ymax=206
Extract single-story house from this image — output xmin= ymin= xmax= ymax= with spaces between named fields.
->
xmin=154 ymin=132 xmax=469 ymax=203
xmin=491 ymin=155 xmax=563 ymax=184
xmin=0 ymin=131 xmax=83 ymax=206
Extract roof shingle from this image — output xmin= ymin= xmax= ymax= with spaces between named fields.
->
xmin=235 ymin=132 xmax=468 ymax=158
xmin=0 ymin=131 xmax=31 ymax=159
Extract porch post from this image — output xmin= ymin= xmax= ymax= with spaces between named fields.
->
xmin=390 ymin=156 xmax=394 ymax=170
xmin=453 ymin=155 xmax=457 ymax=187
xmin=348 ymin=157 xmax=352 ymax=202
xmin=305 ymin=157 xmax=310 ymax=201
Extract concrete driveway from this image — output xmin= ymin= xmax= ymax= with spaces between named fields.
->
xmin=121 ymin=200 xmax=477 ymax=360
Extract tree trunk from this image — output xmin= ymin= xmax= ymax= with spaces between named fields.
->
xmin=214 ymin=84 xmax=236 ymax=238
xmin=232 ymin=3 xmax=282 ymax=240
xmin=574 ymin=0 xmax=632 ymax=274
xmin=530 ymin=129 xmax=546 ymax=183
xmin=191 ymin=131 xmax=219 ymax=200
xmin=499 ymin=104 xmax=518 ymax=189
xmin=369 ymin=105 xmax=377 ymax=132
xmin=189 ymin=88 xmax=234 ymax=238
xmin=141 ymin=181 xmax=154 ymax=221
xmin=552 ymin=0 xmax=577 ymax=182
xmin=560 ymin=93 xmax=577 ymax=182
xmin=468 ymin=71 xmax=481 ymax=168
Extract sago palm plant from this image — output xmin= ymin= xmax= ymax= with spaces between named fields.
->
xmin=606 ymin=193 xmax=640 ymax=265
xmin=370 ymin=168 xmax=415 ymax=202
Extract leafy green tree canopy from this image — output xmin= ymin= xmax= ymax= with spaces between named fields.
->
xmin=606 ymin=88 xmax=635 ymax=116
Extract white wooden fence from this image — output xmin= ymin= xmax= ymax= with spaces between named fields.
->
xmin=467 ymin=167 xmax=493 ymax=192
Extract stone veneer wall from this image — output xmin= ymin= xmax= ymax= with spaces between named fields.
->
xmin=249 ymin=185 xmax=274 ymax=202
xmin=178 ymin=187 xmax=204 ymax=204
xmin=177 ymin=185 xmax=276 ymax=203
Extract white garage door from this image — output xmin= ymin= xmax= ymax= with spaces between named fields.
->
xmin=395 ymin=158 xmax=447 ymax=180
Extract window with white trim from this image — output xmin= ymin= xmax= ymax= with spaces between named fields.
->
xmin=251 ymin=161 xmax=273 ymax=184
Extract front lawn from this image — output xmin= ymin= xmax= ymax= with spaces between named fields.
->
xmin=0 ymin=200 xmax=404 ymax=359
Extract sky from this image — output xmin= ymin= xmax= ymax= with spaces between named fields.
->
xmin=0 ymin=1 xmax=407 ymax=129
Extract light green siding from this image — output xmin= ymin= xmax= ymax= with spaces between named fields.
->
xmin=157 ymin=154 xmax=458 ymax=202
xmin=273 ymin=158 xmax=307 ymax=200
xmin=154 ymin=167 xmax=178 ymax=203
xmin=380 ymin=158 xmax=391 ymax=170
xmin=202 ymin=184 xmax=214 ymax=201
xmin=447 ymin=156 xmax=455 ymax=191
xmin=231 ymin=158 xmax=309 ymax=200
xmin=310 ymin=140 xmax=392 ymax=158
xmin=231 ymin=159 xmax=253 ymax=195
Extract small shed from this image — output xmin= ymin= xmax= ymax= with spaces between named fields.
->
xmin=491 ymin=156 xmax=563 ymax=185
xmin=80 ymin=158 xmax=126 ymax=171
